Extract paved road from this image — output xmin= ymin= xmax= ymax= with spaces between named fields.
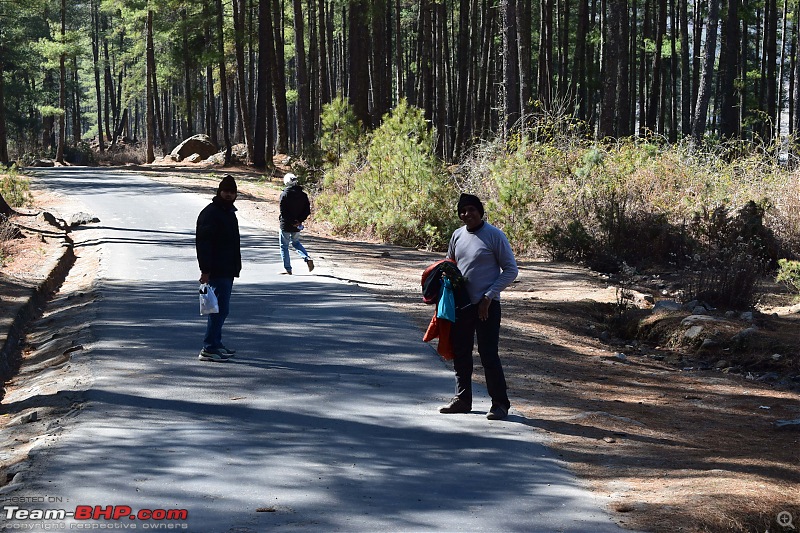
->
xmin=5 ymin=168 xmax=629 ymax=532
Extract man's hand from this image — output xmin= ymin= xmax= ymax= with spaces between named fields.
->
xmin=478 ymin=295 xmax=491 ymax=321
xmin=199 ymin=272 xmax=210 ymax=284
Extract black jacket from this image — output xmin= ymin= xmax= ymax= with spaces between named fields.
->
xmin=196 ymin=196 xmax=242 ymax=278
xmin=279 ymin=185 xmax=311 ymax=232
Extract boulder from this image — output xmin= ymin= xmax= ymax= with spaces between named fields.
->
xmin=170 ymin=134 xmax=218 ymax=161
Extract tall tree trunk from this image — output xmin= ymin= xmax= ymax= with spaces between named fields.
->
xmin=617 ymin=0 xmax=631 ymax=136
xmin=102 ymin=15 xmax=115 ymax=144
xmin=718 ymin=0 xmax=740 ymax=138
xmin=416 ymin=0 xmax=434 ymax=121
xmin=372 ymin=0 xmax=390 ymax=125
xmin=668 ymin=0 xmax=678 ymax=141
xmin=572 ymin=0 xmax=589 ymax=120
xmin=692 ymin=0 xmax=719 ymax=141
xmin=182 ymin=8 xmax=194 ymax=136
xmin=777 ymin=0 xmax=789 ymax=138
xmin=646 ymin=0 xmax=667 ymax=133
xmin=538 ymin=0 xmax=554 ymax=106
xmin=600 ymin=0 xmax=620 ymax=137
xmin=680 ymin=0 xmax=691 ymax=135
xmin=394 ymin=0 xmax=403 ymax=102
xmin=348 ymin=0 xmax=371 ymax=126
xmin=475 ymin=0 xmax=495 ymax=136
xmin=72 ymin=58 xmax=81 ymax=143
xmin=518 ymin=0 xmax=532 ymax=118
xmin=0 ymin=63 xmax=8 ymax=163
xmin=234 ymin=0 xmax=254 ymax=161
xmin=254 ymin=0 xmax=271 ymax=168
xmin=765 ymin=0 xmax=778 ymax=141
xmin=501 ymin=0 xmax=520 ymax=135
xmin=91 ymin=0 xmax=105 ymax=151
xmin=145 ymin=10 xmax=156 ymax=163
xmin=271 ymin=0 xmax=289 ymax=153
xmin=56 ymin=0 xmax=66 ymax=164
xmin=148 ymin=15 xmax=166 ymax=153
xmin=293 ymin=0 xmax=313 ymax=148
xmin=454 ymin=0 xmax=472 ymax=158
xmin=317 ymin=0 xmax=331 ymax=105
xmin=434 ymin=3 xmax=446 ymax=155
xmin=216 ymin=0 xmax=231 ymax=163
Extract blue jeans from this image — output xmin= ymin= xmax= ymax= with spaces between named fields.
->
xmin=279 ymin=230 xmax=310 ymax=273
xmin=203 ymin=276 xmax=234 ymax=351
xmin=450 ymin=299 xmax=510 ymax=409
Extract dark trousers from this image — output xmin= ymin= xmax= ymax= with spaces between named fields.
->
xmin=203 ymin=276 xmax=234 ymax=350
xmin=450 ymin=299 xmax=510 ymax=409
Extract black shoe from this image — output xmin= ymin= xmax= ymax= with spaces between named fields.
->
xmin=439 ymin=397 xmax=471 ymax=414
xmin=487 ymin=404 xmax=509 ymax=420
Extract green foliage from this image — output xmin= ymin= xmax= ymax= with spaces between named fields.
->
xmin=316 ymin=100 xmax=458 ymax=249
xmin=0 ymin=167 xmax=32 ymax=208
xmin=319 ymin=95 xmax=362 ymax=166
xmin=776 ymin=259 xmax=800 ymax=294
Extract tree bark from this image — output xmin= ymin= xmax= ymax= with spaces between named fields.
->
xmin=56 ymin=0 xmax=66 ymax=164
xmin=145 ymin=10 xmax=156 ymax=163
xmin=0 ymin=63 xmax=8 ymax=164
xmin=254 ymin=0 xmax=271 ymax=168
xmin=718 ymin=0 xmax=740 ymax=138
xmin=348 ymin=0 xmax=371 ymax=126
xmin=216 ymin=0 xmax=231 ymax=163
xmin=600 ymin=0 xmax=620 ymax=138
xmin=181 ymin=8 xmax=194 ymax=136
xmin=271 ymin=0 xmax=289 ymax=153
xmin=538 ymin=0 xmax=554 ymax=107
xmin=680 ymin=0 xmax=691 ymax=135
xmin=692 ymin=0 xmax=719 ymax=141
xmin=91 ymin=0 xmax=105 ymax=151
xmin=501 ymin=0 xmax=520 ymax=136
xmin=293 ymin=0 xmax=313 ymax=149
xmin=234 ymin=0 xmax=254 ymax=161
xmin=371 ymin=0 xmax=390 ymax=125
xmin=646 ymin=0 xmax=667 ymax=133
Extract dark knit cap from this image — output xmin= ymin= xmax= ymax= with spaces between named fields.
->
xmin=457 ymin=193 xmax=484 ymax=217
xmin=218 ymin=174 xmax=237 ymax=193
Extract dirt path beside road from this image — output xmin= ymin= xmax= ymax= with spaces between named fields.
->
xmin=3 ymin=168 xmax=799 ymax=532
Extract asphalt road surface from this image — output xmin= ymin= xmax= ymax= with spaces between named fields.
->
xmin=4 ymin=168 xmax=630 ymax=532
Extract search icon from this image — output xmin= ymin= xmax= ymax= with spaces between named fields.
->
xmin=778 ymin=511 xmax=795 ymax=530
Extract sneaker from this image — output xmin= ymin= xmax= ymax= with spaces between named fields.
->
xmin=439 ymin=397 xmax=471 ymax=414
xmin=306 ymin=259 xmax=315 ymax=272
xmin=487 ymin=404 xmax=509 ymax=420
xmin=198 ymin=348 xmax=230 ymax=362
xmin=219 ymin=346 xmax=236 ymax=357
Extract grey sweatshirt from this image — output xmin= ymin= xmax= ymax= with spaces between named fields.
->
xmin=446 ymin=221 xmax=519 ymax=304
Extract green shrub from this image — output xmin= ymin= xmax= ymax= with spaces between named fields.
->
xmin=0 ymin=166 xmax=31 ymax=208
xmin=776 ymin=258 xmax=800 ymax=294
xmin=319 ymin=95 xmax=362 ymax=167
xmin=316 ymin=99 xmax=458 ymax=249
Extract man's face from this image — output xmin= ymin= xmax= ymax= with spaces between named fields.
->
xmin=220 ymin=189 xmax=237 ymax=202
xmin=459 ymin=204 xmax=482 ymax=229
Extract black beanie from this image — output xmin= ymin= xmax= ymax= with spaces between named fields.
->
xmin=218 ymin=174 xmax=237 ymax=194
xmin=457 ymin=193 xmax=484 ymax=217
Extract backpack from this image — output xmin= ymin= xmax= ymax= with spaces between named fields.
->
xmin=421 ymin=259 xmax=470 ymax=309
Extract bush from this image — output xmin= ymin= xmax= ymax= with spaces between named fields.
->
xmin=776 ymin=258 xmax=800 ymax=294
xmin=0 ymin=166 xmax=31 ymax=208
xmin=319 ymin=96 xmax=362 ymax=167
xmin=316 ymin=100 xmax=458 ymax=249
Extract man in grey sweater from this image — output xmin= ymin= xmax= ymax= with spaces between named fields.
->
xmin=439 ymin=193 xmax=519 ymax=420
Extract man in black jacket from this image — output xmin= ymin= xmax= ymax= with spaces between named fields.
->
xmin=279 ymin=173 xmax=314 ymax=274
xmin=196 ymin=175 xmax=241 ymax=362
